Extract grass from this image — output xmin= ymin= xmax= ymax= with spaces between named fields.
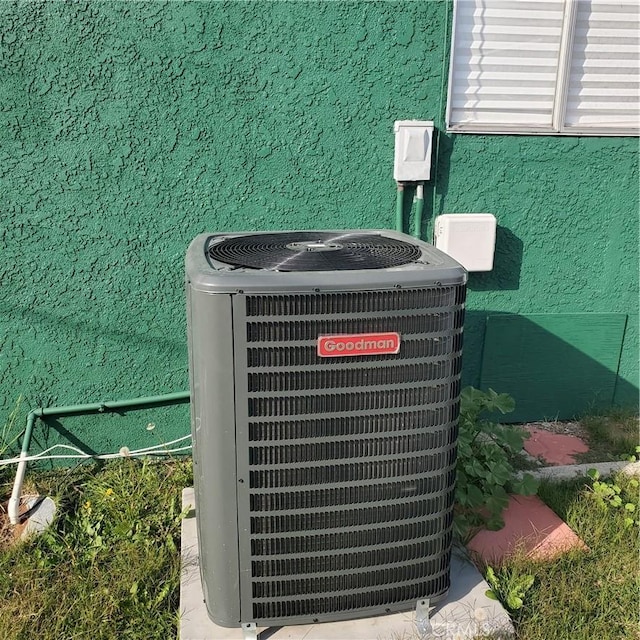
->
xmin=482 ymin=473 xmax=640 ymax=640
xmin=575 ymin=407 xmax=639 ymax=464
xmin=0 ymin=458 xmax=192 ymax=640
xmin=0 ymin=404 xmax=636 ymax=639
xmin=0 ymin=397 xmax=23 ymax=460
xmin=4 ymin=464 xmax=636 ymax=640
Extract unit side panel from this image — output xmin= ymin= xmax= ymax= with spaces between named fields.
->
xmin=187 ymin=286 xmax=242 ymax=627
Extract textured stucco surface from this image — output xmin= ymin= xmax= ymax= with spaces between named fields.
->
xmin=1 ymin=1 xmax=637 ymax=454
xmin=448 ymin=135 xmax=639 ymax=410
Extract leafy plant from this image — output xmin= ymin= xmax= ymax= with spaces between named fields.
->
xmin=455 ymin=387 xmax=539 ymax=535
xmin=485 ymin=565 xmax=535 ymax=612
xmin=622 ymin=444 xmax=640 ymax=463
xmin=586 ymin=468 xmax=639 ymax=528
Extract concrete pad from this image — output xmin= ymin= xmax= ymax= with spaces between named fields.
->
xmin=526 ymin=460 xmax=640 ymax=482
xmin=523 ymin=428 xmax=589 ymax=466
xmin=467 ymin=495 xmax=587 ymax=565
xmin=180 ymin=487 xmax=514 ymax=640
xmin=20 ymin=496 xmax=56 ymax=539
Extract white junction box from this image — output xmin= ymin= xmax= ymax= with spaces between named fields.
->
xmin=394 ymin=120 xmax=434 ymax=182
xmin=434 ymin=213 xmax=497 ymax=272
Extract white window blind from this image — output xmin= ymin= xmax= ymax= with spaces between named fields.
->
xmin=447 ymin=0 xmax=640 ymax=135
xmin=565 ymin=1 xmax=640 ymax=131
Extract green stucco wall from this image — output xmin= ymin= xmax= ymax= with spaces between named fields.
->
xmin=1 ymin=1 xmax=637 ymax=455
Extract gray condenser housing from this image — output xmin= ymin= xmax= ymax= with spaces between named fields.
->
xmin=186 ymin=230 xmax=467 ymax=629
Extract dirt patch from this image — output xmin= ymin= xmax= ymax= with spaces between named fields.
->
xmin=518 ymin=414 xmax=638 ymax=465
xmin=519 ymin=420 xmax=589 ymax=439
xmin=0 ymin=500 xmax=30 ymax=550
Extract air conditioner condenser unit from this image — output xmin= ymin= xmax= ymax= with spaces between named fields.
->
xmin=186 ymin=230 xmax=467 ymax=630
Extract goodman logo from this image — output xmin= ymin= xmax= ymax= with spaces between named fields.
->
xmin=317 ymin=332 xmax=401 ymax=357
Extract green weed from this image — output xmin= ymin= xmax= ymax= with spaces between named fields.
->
xmin=494 ymin=474 xmax=640 ymax=640
xmin=0 ymin=458 xmax=192 ymax=640
xmin=586 ymin=466 xmax=639 ymax=528
xmin=0 ymin=397 xmax=23 ymax=460
xmin=576 ymin=408 xmax=639 ymax=463
xmin=485 ymin=565 xmax=535 ymax=612
xmin=455 ymin=387 xmax=539 ymax=537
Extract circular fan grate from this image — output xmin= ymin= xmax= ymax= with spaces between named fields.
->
xmin=207 ymin=232 xmax=422 ymax=272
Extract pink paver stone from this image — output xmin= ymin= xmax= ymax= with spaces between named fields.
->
xmin=523 ymin=427 xmax=589 ymax=465
xmin=467 ymin=495 xmax=588 ymax=565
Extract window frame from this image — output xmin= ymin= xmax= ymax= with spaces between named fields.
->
xmin=446 ymin=0 xmax=640 ymax=137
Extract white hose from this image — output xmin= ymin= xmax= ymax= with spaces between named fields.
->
xmin=8 ymin=452 xmax=29 ymax=524
xmin=5 ymin=436 xmax=192 ymax=524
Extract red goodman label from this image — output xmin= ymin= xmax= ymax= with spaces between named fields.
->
xmin=317 ymin=332 xmax=401 ymax=357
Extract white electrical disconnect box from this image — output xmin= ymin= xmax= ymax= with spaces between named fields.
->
xmin=434 ymin=213 xmax=497 ymax=272
xmin=394 ymin=120 xmax=434 ymax=182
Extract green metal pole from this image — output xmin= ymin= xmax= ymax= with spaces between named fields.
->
xmin=413 ymin=183 xmax=425 ymax=238
xmin=395 ymin=184 xmax=405 ymax=233
xmin=39 ymin=391 xmax=191 ymax=417
xmin=8 ymin=390 xmax=190 ymax=524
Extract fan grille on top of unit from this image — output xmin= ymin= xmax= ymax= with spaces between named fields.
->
xmin=206 ymin=232 xmax=422 ymax=271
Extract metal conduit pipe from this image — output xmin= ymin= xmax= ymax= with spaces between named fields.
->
xmin=395 ymin=183 xmax=405 ymax=233
xmin=8 ymin=391 xmax=190 ymax=525
xmin=413 ymin=183 xmax=425 ymax=238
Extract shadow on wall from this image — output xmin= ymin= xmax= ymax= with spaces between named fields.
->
xmin=434 ymin=131 xmax=455 ymax=217
xmin=38 ymin=417 xmax=101 ymax=458
xmin=29 ymin=403 xmax=191 ymax=469
xmin=467 ymin=226 xmax=523 ymax=292
xmin=463 ymin=310 xmax=637 ymax=423
xmin=1 ymin=301 xmax=185 ymax=354
xmin=415 ymin=131 xmax=524 ymax=291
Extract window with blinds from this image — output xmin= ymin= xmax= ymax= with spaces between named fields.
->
xmin=447 ymin=0 xmax=640 ymax=135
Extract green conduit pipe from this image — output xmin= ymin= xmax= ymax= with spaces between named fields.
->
xmin=413 ymin=183 xmax=425 ymax=239
xmin=395 ymin=183 xmax=405 ymax=233
xmin=8 ymin=391 xmax=190 ymax=524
